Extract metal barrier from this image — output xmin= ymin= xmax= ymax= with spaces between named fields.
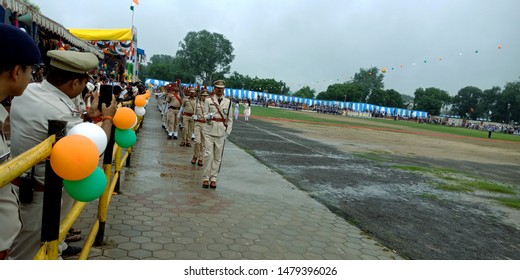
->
xmin=0 ymin=103 xmax=144 ymax=260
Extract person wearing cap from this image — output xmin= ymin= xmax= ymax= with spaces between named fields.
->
xmin=0 ymin=23 xmax=41 ymax=260
xmin=201 ymin=80 xmax=233 ymax=189
xmin=8 ymin=50 xmax=117 ymax=259
xmin=179 ymin=88 xmax=197 ymax=147
xmin=191 ymin=88 xmax=209 ymax=166
xmin=166 ymin=83 xmax=183 ymax=140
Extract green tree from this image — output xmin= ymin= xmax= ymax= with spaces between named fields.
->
xmin=141 ymin=54 xmax=195 ymax=83
xmin=452 ymin=86 xmax=482 ymax=119
xmin=368 ymin=89 xmax=404 ymax=108
xmin=224 ymin=72 xmax=289 ymax=94
xmin=401 ymin=94 xmax=414 ymax=109
xmin=293 ymin=86 xmax=315 ymax=99
xmin=496 ymin=81 xmax=520 ymax=124
xmin=176 ymin=30 xmax=235 ymax=85
xmin=316 ymin=82 xmax=365 ymax=102
xmin=352 ymin=67 xmax=384 ymax=102
xmin=477 ymin=86 xmax=500 ymax=121
xmin=413 ymin=87 xmax=451 ymax=116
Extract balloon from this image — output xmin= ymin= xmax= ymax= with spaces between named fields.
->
xmin=498 ymin=44 xmax=502 ymax=49
xmin=115 ymin=128 xmax=136 ymax=148
xmin=67 ymin=122 xmax=107 ymax=156
xmin=134 ymin=106 xmax=146 ymax=116
xmin=64 ymin=167 xmax=107 ymax=202
xmin=113 ymin=107 xmax=137 ymax=130
xmin=381 ymin=67 xmax=387 ymax=73
xmin=134 ymin=95 xmax=146 ymax=107
xmin=50 ymin=135 xmax=99 ymax=181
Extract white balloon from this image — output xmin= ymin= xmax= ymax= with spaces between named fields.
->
xmin=67 ymin=122 xmax=107 ymax=156
xmin=131 ymin=116 xmax=138 ymax=129
xmin=134 ymin=106 xmax=146 ymax=116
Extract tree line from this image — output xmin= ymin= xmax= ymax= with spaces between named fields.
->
xmin=139 ymin=30 xmax=519 ymax=124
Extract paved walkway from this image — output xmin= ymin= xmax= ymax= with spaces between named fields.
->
xmin=72 ymin=98 xmax=402 ymax=260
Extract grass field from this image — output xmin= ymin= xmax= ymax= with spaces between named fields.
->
xmin=245 ymin=105 xmax=520 ymax=142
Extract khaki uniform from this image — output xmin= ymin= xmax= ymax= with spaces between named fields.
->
xmin=192 ymin=97 xmax=207 ymax=164
xmin=166 ymin=92 xmax=182 ymax=137
xmin=181 ymin=96 xmax=196 ymax=145
xmin=0 ymin=104 xmax=23 ymax=257
xmin=9 ymin=80 xmax=84 ymax=259
xmin=202 ymin=95 xmax=233 ymax=184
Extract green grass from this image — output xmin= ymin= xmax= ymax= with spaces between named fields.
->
xmin=466 ymin=181 xmax=516 ymax=194
xmin=391 ymin=164 xmax=516 ymax=195
xmin=436 ymin=182 xmax=474 ymax=192
xmin=392 ymin=165 xmax=461 ymax=177
xmin=249 ymin=106 xmax=402 ymax=130
xmin=352 ymin=151 xmax=391 ymax=162
xmin=496 ymin=197 xmax=520 ymax=209
xmin=417 ymin=193 xmax=441 ymax=200
xmin=249 ymin=106 xmax=520 ymax=142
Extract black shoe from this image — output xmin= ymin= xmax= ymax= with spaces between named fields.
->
xmin=62 ymin=246 xmax=81 ymax=256
xmin=167 ymin=135 xmax=172 ymax=139
xmin=173 ymin=135 xmax=178 ymax=140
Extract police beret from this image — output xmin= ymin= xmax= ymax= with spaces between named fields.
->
xmin=213 ymin=80 xmax=225 ymax=88
xmin=0 ymin=23 xmax=41 ymax=66
xmin=47 ymin=50 xmax=99 ymax=74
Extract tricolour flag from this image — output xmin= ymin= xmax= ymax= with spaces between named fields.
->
xmin=130 ymin=0 xmax=139 ymax=10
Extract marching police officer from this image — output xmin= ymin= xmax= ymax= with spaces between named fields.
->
xmin=201 ymin=80 xmax=233 ymax=189
xmin=166 ymin=83 xmax=182 ymax=139
xmin=0 ymin=23 xmax=41 ymax=260
xmin=179 ymin=88 xmax=197 ymax=147
xmin=191 ymin=88 xmax=209 ymax=166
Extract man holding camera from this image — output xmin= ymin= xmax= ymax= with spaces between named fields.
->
xmin=9 ymin=50 xmax=117 ymax=259
xmin=0 ymin=23 xmax=41 ymax=260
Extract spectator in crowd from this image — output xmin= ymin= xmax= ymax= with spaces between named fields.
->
xmin=0 ymin=23 xmax=41 ymax=261
xmin=9 ymin=50 xmax=117 ymax=259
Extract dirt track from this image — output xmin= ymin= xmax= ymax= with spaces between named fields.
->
xmin=228 ymin=111 xmax=520 ymax=259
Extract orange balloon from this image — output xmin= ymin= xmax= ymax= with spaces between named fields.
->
xmin=50 ymin=135 xmax=99 ymax=181
xmin=134 ymin=95 xmax=146 ymax=107
xmin=113 ymin=107 xmax=137 ymax=129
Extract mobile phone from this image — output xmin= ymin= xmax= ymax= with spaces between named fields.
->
xmin=98 ymin=85 xmax=121 ymax=110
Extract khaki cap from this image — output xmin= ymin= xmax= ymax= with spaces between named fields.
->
xmin=213 ymin=80 xmax=225 ymax=88
xmin=47 ymin=50 xmax=99 ymax=74
xmin=201 ymin=89 xmax=209 ymax=96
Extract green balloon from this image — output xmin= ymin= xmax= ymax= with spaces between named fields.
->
xmin=63 ymin=167 xmax=107 ymax=202
xmin=115 ymin=128 xmax=136 ymax=148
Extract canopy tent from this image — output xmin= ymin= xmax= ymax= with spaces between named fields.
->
xmin=68 ymin=28 xmax=143 ymax=82
xmin=68 ymin=28 xmax=132 ymax=41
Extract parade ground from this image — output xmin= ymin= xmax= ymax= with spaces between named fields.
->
xmin=70 ymin=100 xmax=401 ymax=260
xmin=70 ymin=98 xmax=520 ymax=260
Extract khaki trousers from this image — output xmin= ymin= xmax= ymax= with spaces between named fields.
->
xmin=193 ymin=122 xmax=205 ymax=159
xmin=167 ymin=109 xmax=180 ymax=133
xmin=181 ymin=116 xmax=194 ymax=143
xmin=202 ymin=134 xmax=225 ymax=182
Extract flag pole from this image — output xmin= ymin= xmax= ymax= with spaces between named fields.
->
xmin=131 ymin=3 xmax=137 ymax=82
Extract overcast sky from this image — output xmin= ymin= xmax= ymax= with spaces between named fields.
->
xmin=35 ymin=0 xmax=519 ymax=96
